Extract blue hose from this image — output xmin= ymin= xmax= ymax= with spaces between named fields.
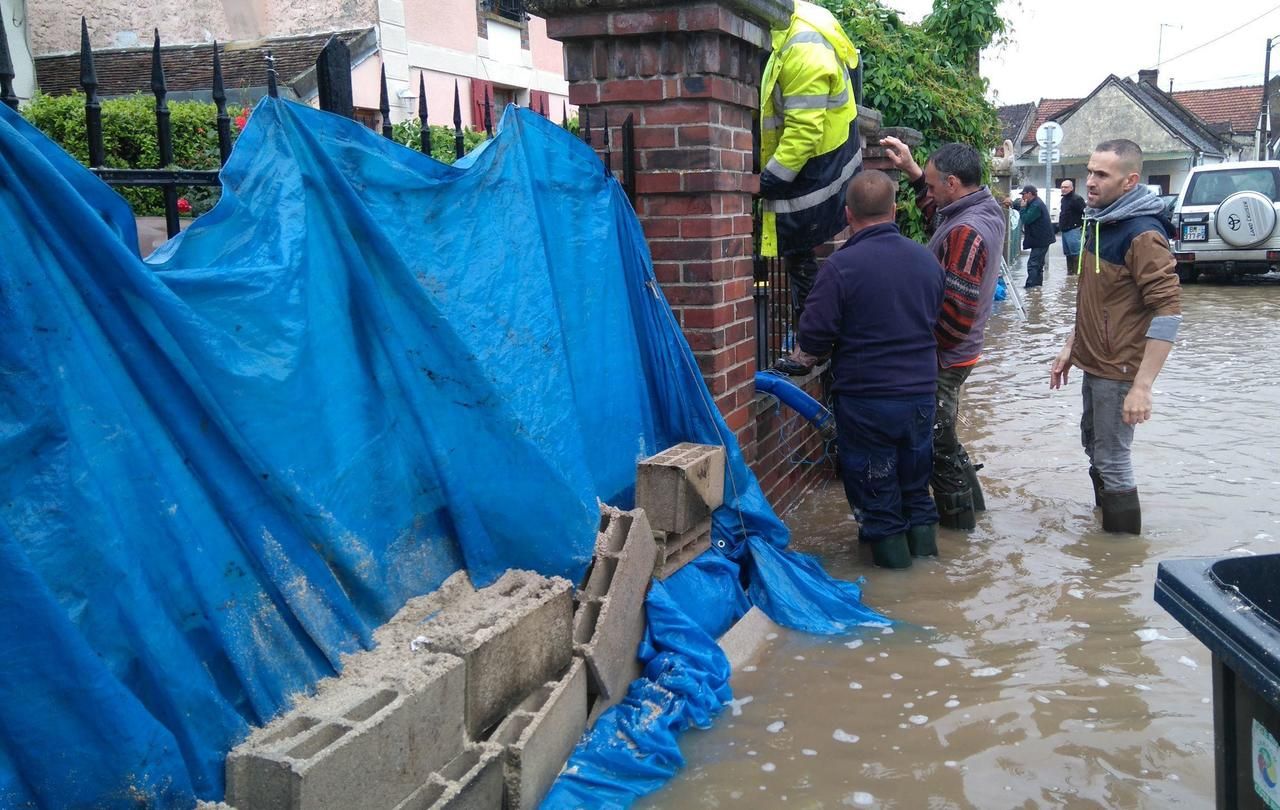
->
xmin=754 ymin=371 xmax=837 ymax=441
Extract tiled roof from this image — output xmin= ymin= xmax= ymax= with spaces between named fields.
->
xmin=1124 ymin=77 xmax=1228 ymax=157
xmin=35 ymin=29 xmax=373 ymax=98
xmin=1021 ymin=97 xmax=1080 ymax=145
xmin=997 ymin=102 xmax=1035 ymax=144
xmin=1172 ymin=85 xmax=1263 ymax=134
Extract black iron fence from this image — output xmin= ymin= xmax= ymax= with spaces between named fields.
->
xmin=0 ymin=16 xmax=634 ymax=237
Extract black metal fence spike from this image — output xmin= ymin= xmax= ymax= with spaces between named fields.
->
xmin=212 ymin=41 xmax=232 ymax=165
xmin=150 ymin=30 xmax=180 ymax=238
xmin=265 ymin=50 xmax=278 ymax=98
xmin=379 ymin=64 xmax=393 ymax=139
xmin=150 ymin=29 xmax=166 ymax=97
xmin=622 ymin=113 xmax=635 ymax=202
xmin=418 ymin=74 xmax=430 ymax=154
xmin=79 ymin=19 xmax=104 ymax=165
xmin=483 ymin=87 xmax=492 ymax=137
xmin=452 ymin=80 xmax=464 ymax=160
xmin=0 ymin=10 xmax=19 ymax=109
xmin=315 ymin=36 xmax=353 ymax=118
xmin=603 ymin=108 xmax=611 ymax=175
xmin=562 ymin=101 xmax=568 ymax=130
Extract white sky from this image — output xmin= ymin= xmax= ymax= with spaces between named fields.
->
xmin=883 ymin=0 xmax=1280 ymax=104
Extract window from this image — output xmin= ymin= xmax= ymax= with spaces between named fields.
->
xmin=1185 ymin=168 xmax=1280 ymax=206
xmin=481 ymin=0 xmax=527 ymax=22
xmin=1147 ymin=174 xmax=1171 ymax=195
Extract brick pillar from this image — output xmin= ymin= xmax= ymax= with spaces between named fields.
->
xmin=536 ymin=0 xmax=794 ymax=453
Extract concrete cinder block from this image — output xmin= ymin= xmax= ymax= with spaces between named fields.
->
xmin=635 ymin=443 xmax=725 ymax=533
xmin=490 ymin=659 xmax=588 ymax=810
xmin=574 ymin=506 xmax=656 ymax=704
xmin=392 ymin=744 xmax=505 ymax=810
xmin=717 ymin=606 xmax=784 ymax=672
xmin=226 ymin=651 xmax=466 ymax=810
xmin=652 ymin=516 xmax=712 ymax=580
xmin=423 ymin=570 xmax=574 ymax=739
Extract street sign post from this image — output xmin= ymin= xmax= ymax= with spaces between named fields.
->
xmin=1035 ymin=121 xmax=1063 ymax=205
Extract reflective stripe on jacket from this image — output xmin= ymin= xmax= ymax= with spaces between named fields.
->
xmin=760 ymin=0 xmax=861 ymax=257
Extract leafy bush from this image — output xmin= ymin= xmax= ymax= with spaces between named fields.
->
xmin=22 ymin=93 xmax=249 ymax=216
xmin=820 ymin=0 xmax=1004 ymax=240
xmin=389 ymin=119 xmax=488 ymax=163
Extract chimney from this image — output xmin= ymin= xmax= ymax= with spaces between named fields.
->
xmin=1138 ymin=68 xmax=1159 ymax=87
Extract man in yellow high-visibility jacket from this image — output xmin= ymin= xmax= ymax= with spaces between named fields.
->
xmin=760 ymin=0 xmax=862 ymax=321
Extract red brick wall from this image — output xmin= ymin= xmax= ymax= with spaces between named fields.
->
xmin=753 ymin=372 xmax=835 ymax=516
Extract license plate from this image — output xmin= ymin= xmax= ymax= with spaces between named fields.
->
xmin=1182 ymin=224 xmax=1208 ymax=241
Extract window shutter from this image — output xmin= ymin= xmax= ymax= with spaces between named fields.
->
xmin=470 ymin=78 xmax=494 ymax=131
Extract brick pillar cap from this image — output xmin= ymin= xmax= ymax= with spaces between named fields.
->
xmin=529 ymin=0 xmax=795 ymax=30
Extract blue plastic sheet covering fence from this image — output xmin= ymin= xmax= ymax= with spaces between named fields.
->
xmin=0 ymin=97 xmax=884 ymax=809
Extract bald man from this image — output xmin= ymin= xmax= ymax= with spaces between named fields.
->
xmin=796 ymin=170 xmax=946 ymax=568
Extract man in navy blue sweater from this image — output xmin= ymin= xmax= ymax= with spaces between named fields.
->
xmin=796 ymin=170 xmax=946 ymax=568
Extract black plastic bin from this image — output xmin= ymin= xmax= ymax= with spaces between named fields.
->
xmin=1156 ymin=554 xmax=1280 ymax=809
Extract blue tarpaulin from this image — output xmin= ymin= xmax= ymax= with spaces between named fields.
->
xmin=0 ymin=97 xmax=883 ymax=809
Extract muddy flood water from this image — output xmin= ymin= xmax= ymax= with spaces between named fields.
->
xmin=640 ymin=255 xmax=1280 ymax=809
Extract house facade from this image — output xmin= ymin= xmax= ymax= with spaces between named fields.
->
xmin=25 ymin=0 xmax=571 ymax=130
xmin=1008 ymin=70 xmax=1233 ymax=199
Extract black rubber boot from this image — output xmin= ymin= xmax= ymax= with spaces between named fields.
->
xmin=1100 ymin=488 xmax=1141 ymax=534
xmin=935 ymin=489 xmax=977 ymax=531
xmin=907 ymin=523 xmax=938 ymax=557
xmin=961 ymin=459 xmax=986 ymax=512
xmin=1089 ymin=467 xmax=1104 ymax=508
xmin=871 ymin=534 xmax=912 ymax=569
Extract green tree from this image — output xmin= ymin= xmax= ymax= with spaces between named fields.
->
xmin=819 ymin=0 xmax=1005 ymax=239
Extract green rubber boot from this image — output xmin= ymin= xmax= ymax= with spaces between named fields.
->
xmin=935 ymin=489 xmax=977 ymax=531
xmin=1089 ymin=466 xmax=1105 ymax=508
xmin=907 ymin=523 xmax=939 ymax=557
xmin=1100 ymin=488 xmax=1141 ymax=534
xmin=871 ymin=533 xmax=912 ymax=569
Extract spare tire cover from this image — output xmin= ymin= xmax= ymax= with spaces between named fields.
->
xmin=1215 ymin=191 xmax=1277 ymax=247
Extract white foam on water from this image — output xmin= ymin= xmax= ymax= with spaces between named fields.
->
xmin=729 ymin=695 xmax=754 ymax=716
xmin=879 ymin=652 xmax=889 ymax=658
xmin=903 ymin=702 xmax=914 ymax=708
xmin=833 ymin=729 xmax=860 ymax=743
xmin=747 ymin=750 xmax=757 ymax=756
xmin=971 ymin=667 xmax=1002 ymax=678
xmin=934 ymin=658 xmax=951 ymax=667
xmin=743 ymin=665 xmax=758 ymax=672
xmin=1034 ymin=695 xmax=1051 ymax=704
xmin=1178 ymin=656 xmax=1199 ymax=669
xmin=766 ymin=633 xmax=779 ymax=640
xmin=1135 ymin=684 xmax=1153 ymax=692
xmin=1136 ymin=629 xmax=1176 ymax=642
xmin=926 ymin=690 xmax=938 ymax=696
xmin=890 ymin=673 xmax=903 ymax=680
xmin=844 ymin=639 xmax=864 ymax=650
xmin=767 ymin=721 xmax=785 ymax=733
xmin=882 ymin=627 xmax=894 ymax=635
xmin=1088 ymin=707 xmax=1098 ymax=714
xmin=1068 ymin=589 xmax=1085 ymax=599
xmin=865 ymin=657 xmax=877 ymax=663
xmin=848 ymin=681 xmax=862 ymax=690
xmin=1096 ymin=678 xmax=1110 ymax=687
xmin=945 ymin=699 xmax=960 ymax=708
xmin=881 ymin=693 xmax=892 ymax=699
xmin=909 ymin=715 xmax=928 ymax=725
xmin=843 ymin=792 xmax=875 ymax=807
xmin=802 ymin=749 xmax=818 ymax=756
xmin=944 ymin=760 xmax=959 ymax=768
xmin=794 ymin=655 xmax=806 ymax=661
xmin=762 ymin=762 xmax=776 ymax=772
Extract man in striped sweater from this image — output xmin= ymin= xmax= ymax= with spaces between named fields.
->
xmin=880 ymin=138 xmax=1006 ymax=531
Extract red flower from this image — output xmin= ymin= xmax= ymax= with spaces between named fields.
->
xmin=234 ymin=109 xmax=249 ymax=130
xmin=177 ymin=197 xmax=192 ymax=215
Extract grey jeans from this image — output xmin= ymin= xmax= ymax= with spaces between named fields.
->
xmin=1081 ymin=373 xmax=1136 ymax=491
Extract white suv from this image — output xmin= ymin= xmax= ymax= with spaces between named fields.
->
xmin=1172 ymin=161 xmax=1280 ymax=282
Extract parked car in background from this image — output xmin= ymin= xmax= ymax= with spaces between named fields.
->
xmin=1171 ymin=162 xmax=1280 ymax=282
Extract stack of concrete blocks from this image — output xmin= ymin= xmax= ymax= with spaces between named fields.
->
xmin=635 ymin=443 xmax=726 ymax=579
xmin=224 ymin=568 xmax=584 ymax=810
xmin=574 ymin=505 xmax=659 ymax=725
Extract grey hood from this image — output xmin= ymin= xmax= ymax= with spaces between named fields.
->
xmin=1084 ymin=185 xmax=1167 ymax=224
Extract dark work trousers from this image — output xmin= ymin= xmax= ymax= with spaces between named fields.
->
xmin=785 ymin=249 xmax=820 ymax=322
xmin=1025 ymin=245 xmax=1049 ymax=287
xmin=836 ymin=394 xmax=938 ymax=541
xmin=932 ymin=364 xmax=979 ymax=495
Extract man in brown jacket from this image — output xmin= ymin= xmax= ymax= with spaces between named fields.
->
xmin=1049 ymin=139 xmax=1181 ymax=534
